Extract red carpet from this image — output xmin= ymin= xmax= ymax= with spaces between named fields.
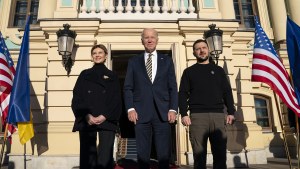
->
xmin=115 ymin=164 xmax=179 ymax=169
xmin=115 ymin=159 xmax=179 ymax=169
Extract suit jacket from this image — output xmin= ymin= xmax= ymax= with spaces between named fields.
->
xmin=123 ymin=52 xmax=178 ymax=123
xmin=71 ymin=64 xmax=122 ymax=132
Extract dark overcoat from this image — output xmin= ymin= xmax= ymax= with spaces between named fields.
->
xmin=71 ymin=65 xmax=122 ymax=132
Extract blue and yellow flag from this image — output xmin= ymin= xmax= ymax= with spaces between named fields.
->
xmin=7 ymin=16 xmax=34 ymax=145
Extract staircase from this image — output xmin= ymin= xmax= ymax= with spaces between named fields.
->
xmin=117 ymin=138 xmax=137 ymax=160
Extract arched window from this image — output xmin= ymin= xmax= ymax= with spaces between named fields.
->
xmin=254 ymin=95 xmax=273 ymax=131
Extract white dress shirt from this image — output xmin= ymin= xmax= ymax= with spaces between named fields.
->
xmin=127 ymin=50 xmax=176 ymax=114
xmin=144 ymin=51 xmax=157 ymax=83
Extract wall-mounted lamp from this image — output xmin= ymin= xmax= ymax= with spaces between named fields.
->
xmin=203 ymin=24 xmax=223 ymax=65
xmin=56 ymin=24 xmax=77 ymax=75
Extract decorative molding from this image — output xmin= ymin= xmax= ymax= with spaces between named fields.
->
xmin=61 ymin=0 xmax=73 ymax=7
xmin=4 ymin=38 xmax=20 ymax=49
xmin=203 ymin=0 xmax=215 ymax=8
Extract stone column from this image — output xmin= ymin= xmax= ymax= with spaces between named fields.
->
xmin=38 ymin=0 xmax=57 ymax=19
xmin=268 ymin=0 xmax=287 ymax=42
xmin=287 ymin=0 xmax=300 ymax=25
xmin=218 ymin=0 xmax=235 ymax=19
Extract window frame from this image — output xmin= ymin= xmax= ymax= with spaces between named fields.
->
xmin=254 ymin=95 xmax=274 ymax=132
xmin=233 ymin=0 xmax=258 ymax=29
xmin=9 ymin=0 xmax=39 ymax=28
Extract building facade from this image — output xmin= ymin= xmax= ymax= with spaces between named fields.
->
xmin=1 ymin=0 xmax=300 ymax=168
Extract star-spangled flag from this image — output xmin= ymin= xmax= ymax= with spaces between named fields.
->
xmin=251 ymin=16 xmax=300 ymax=116
xmin=0 ymin=32 xmax=16 ymax=138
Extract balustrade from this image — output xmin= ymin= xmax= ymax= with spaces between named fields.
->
xmin=79 ymin=0 xmax=196 ymax=20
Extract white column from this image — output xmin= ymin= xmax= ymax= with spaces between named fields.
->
xmin=171 ymin=0 xmax=178 ymax=13
xmin=108 ymin=0 xmax=115 ymax=13
xmin=287 ymin=0 xmax=300 ymax=25
xmin=162 ymin=0 xmax=168 ymax=13
xmin=135 ymin=0 xmax=142 ymax=13
xmin=81 ymin=0 xmax=87 ymax=13
xmin=125 ymin=0 xmax=133 ymax=13
xmin=117 ymin=0 xmax=123 ymax=13
xmin=187 ymin=0 xmax=195 ymax=13
xmin=144 ymin=0 xmax=151 ymax=13
xmin=38 ymin=0 xmax=57 ymax=19
xmin=218 ymin=0 xmax=235 ymax=19
xmin=99 ymin=0 xmax=106 ymax=13
xmin=268 ymin=0 xmax=287 ymax=42
xmin=90 ymin=0 xmax=96 ymax=13
xmin=153 ymin=0 xmax=160 ymax=13
xmin=179 ymin=0 xmax=187 ymax=13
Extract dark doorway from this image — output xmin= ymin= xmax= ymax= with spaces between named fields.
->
xmin=112 ymin=51 xmax=139 ymax=138
xmin=112 ymin=50 xmax=176 ymax=163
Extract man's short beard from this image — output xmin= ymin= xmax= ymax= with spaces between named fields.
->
xmin=196 ymin=56 xmax=209 ymax=63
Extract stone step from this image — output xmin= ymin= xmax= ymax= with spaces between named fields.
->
xmin=267 ymin=157 xmax=299 ymax=166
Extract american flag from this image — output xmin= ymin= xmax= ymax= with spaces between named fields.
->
xmin=0 ymin=32 xmax=16 ymax=137
xmin=251 ymin=17 xmax=300 ymax=116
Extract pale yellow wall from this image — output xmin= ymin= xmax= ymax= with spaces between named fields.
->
xmin=1 ymin=0 xmax=295 ymax=166
xmin=287 ymin=0 xmax=300 ymax=25
xmin=38 ymin=0 xmax=57 ymax=19
xmin=218 ymin=0 xmax=235 ymax=19
xmin=197 ymin=0 xmax=222 ymax=19
xmin=54 ymin=0 xmax=80 ymax=18
xmin=268 ymin=0 xmax=287 ymax=42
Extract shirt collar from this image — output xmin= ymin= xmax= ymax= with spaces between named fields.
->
xmin=145 ymin=50 xmax=157 ymax=58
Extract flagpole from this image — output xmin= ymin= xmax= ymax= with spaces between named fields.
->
xmin=274 ymin=92 xmax=292 ymax=169
xmin=24 ymin=144 xmax=26 ymax=169
xmin=296 ymin=114 xmax=300 ymax=169
xmin=0 ymin=123 xmax=9 ymax=169
xmin=287 ymin=62 xmax=299 ymax=169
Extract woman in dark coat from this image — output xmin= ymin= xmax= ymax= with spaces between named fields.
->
xmin=71 ymin=44 xmax=122 ymax=169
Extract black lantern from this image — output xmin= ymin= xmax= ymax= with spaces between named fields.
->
xmin=203 ymin=24 xmax=223 ymax=65
xmin=56 ymin=24 xmax=77 ymax=75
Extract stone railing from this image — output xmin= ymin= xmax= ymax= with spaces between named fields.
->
xmin=78 ymin=0 xmax=197 ymax=20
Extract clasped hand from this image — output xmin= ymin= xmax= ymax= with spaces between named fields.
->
xmin=86 ymin=114 xmax=106 ymax=125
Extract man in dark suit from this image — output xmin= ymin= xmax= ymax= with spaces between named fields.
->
xmin=123 ymin=28 xmax=178 ymax=169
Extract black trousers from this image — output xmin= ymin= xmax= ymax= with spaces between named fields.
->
xmin=135 ymin=107 xmax=171 ymax=169
xmin=79 ymin=130 xmax=115 ymax=169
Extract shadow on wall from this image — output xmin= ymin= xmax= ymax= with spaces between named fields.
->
xmin=30 ymin=83 xmax=49 ymax=156
xmin=233 ymin=155 xmax=248 ymax=168
xmin=7 ymin=161 xmax=15 ymax=169
xmin=2 ymin=140 xmax=11 ymax=167
xmin=225 ymin=62 xmax=250 ymax=167
xmin=226 ymin=121 xmax=249 ymax=167
xmin=269 ymin=132 xmax=297 ymax=158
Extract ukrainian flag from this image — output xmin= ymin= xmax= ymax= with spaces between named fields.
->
xmin=7 ymin=16 xmax=34 ymax=145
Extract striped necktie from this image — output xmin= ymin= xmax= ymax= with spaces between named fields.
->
xmin=146 ymin=53 xmax=152 ymax=81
